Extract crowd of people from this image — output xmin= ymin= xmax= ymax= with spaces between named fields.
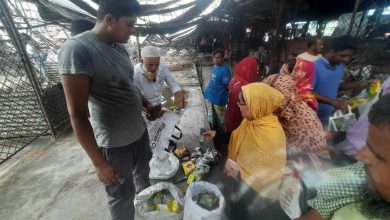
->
xmin=202 ymin=36 xmax=390 ymax=219
xmin=58 ymin=0 xmax=390 ymax=220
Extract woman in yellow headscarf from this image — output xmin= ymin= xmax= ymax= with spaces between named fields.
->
xmin=229 ymin=82 xmax=287 ymax=199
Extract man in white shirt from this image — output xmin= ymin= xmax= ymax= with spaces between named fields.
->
xmin=134 ymin=46 xmax=184 ymax=109
xmin=298 ymin=38 xmax=324 ymax=62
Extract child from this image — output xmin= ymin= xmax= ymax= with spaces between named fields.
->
xmin=204 ymin=48 xmax=232 ymax=130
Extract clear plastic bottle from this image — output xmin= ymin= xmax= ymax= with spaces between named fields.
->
xmin=199 ymin=128 xmax=206 ymax=149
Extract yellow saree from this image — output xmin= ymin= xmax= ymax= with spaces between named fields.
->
xmin=228 ymin=83 xmax=287 ymax=199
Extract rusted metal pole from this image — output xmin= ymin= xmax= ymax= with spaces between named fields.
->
xmin=136 ymin=33 xmax=141 ymax=60
xmin=347 ymin=0 xmax=361 ymax=35
xmin=270 ymin=0 xmax=285 ymax=72
xmin=0 ymin=0 xmax=56 ymax=136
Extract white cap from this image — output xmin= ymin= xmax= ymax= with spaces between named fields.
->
xmin=141 ymin=46 xmax=160 ymax=58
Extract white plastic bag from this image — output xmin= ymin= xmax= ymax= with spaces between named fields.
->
xmin=183 ymin=181 xmax=225 ymax=220
xmin=279 ymin=161 xmax=303 ymax=219
xmin=144 ymin=110 xmax=180 ymax=158
xmin=149 ymin=153 xmax=179 ymax=180
xmin=135 ymin=182 xmax=184 ymax=220
xmin=328 ymin=106 xmax=357 ymax=132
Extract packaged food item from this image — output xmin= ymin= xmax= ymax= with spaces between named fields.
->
xmin=193 ymin=192 xmax=220 ymax=211
xmin=187 ymin=173 xmax=196 ymax=185
xmin=174 ymin=145 xmax=190 ymax=159
xmin=167 ymin=200 xmax=181 ymax=214
xmin=136 ymin=183 xmax=184 ymax=219
xmin=194 ymin=162 xmax=210 ymax=181
xmin=198 ymin=140 xmax=205 ymax=149
xmin=142 ymin=200 xmax=157 ymax=212
xmin=203 ymin=148 xmax=219 ymax=162
xmin=182 ymin=161 xmax=196 ymax=175
xmin=199 ymin=128 xmax=207 ymax=149
xmin=192 ymin=148 xmax=219 ymax=181
xmin=350 ymin=97 xmax=367 ymax=109
xmin=145 ymin=190 xmax=179 ymax=213
xmin=191 ymin=147 xmax=202 ymax=159
xmin=366 ymin=80 xmax=381 ymax=97
xmin=156 ymin=204 xmax=169 ymax=212
xmin=152 ymin=191 xmax=162 ymax=204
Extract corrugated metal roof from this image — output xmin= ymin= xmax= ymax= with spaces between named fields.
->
xmin=48 ymin=0 xmax=95 ymax=17
xmin=42 ymin=0 xmax=224 ymax=36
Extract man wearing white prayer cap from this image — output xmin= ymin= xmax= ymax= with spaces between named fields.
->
xmin=134 ymin=45 xmax=185 ymax=109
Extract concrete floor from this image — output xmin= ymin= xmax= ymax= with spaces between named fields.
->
xmin=0 ymin=66 xmax=212 ymax=220
xmin=0 ymin=133 xmax=110 ymax=220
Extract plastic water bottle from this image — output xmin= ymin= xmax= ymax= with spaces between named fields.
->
xmin=199 ymin=128 xmax=206 ymax=149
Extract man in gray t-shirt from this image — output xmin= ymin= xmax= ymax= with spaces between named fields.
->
xmin=60 ymin=30 xmax=146 ymax=148
xmin=58 ymin=1 xmax=157 ymax=220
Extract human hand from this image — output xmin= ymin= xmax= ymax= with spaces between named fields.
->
xmin=224 ymin=159 xmax=240 ymax=181
xmin=174 ymin=91 xmax=185 ymax=110
xmin=331 ymin=99 xmax=349 ymax=110
xmin=358 ymin=80 xmax=377 ymax=88
xmin=147 ymin=109 xmax=164 ymax=121
xmin=202 ymin=130 xmax=216 ymax=142
xmin=95 ymin=161 xmax=118 ymax=186
xmin=324 ymin=130 xmax=335 ymax=141
xmin=147 ymin=104 xmax=164 ymax=120
xmin=174 ymin=100 xmax=184 ymax=110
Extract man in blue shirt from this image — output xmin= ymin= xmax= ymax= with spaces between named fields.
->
xmin=204 ymin=48 xmax=232 ymax=130
xmin=312 ymin=36 xmax=375 ymax=124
